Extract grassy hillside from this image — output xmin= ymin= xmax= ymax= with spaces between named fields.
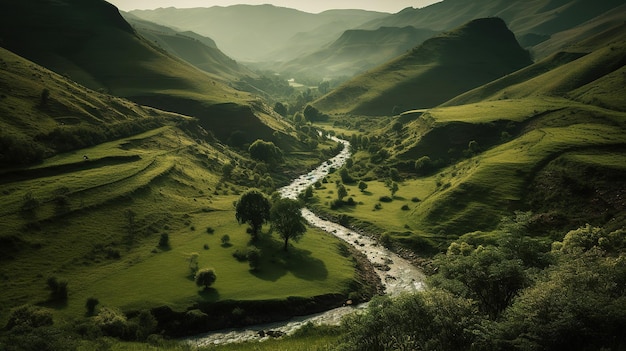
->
xmin=280 ymin=26 xmax=437 ymax=79
xmin=312 ymin=18 xmax=531 ymax=116
xmin=0 ymin=0 xmax=291 ymax=144
xmin=0 ymin=46 xmax=365 ymax=340
xmin=122 ymin=12 xmax=255 ymax=81
xmin=307 ymin=24 xmax=626 ymax=253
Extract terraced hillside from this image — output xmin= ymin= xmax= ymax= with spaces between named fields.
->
xmin=0 ymin=43 xmax=367 ymax=339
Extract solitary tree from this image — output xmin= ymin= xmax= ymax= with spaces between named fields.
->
xmin=270 ymin=198 xmax=307 ymax=251
xmin=337 ymin=184 xmax=348 ymax=201
xmin=195 ymin=268 xmax=217 ymax=290
xmin=358 ymin=181 xmax=368 ymax=192
xmin=249 ymin=139 xmax=283 ymax=164
xmin=235 ymin=189 xmax=271 ymax=241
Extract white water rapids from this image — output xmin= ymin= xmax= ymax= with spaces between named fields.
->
xmin=186 ymin=136 xmax=425 ymax=346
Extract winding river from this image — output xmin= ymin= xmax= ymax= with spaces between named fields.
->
xmin=186 ymin=136 xmax=425 ymax=346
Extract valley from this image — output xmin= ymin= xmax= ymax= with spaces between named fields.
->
xmin=1 ymin=0 xmax=625 ymax=350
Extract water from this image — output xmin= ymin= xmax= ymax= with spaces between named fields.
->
xmin=186 ymin=136 xmax=425 ymax=346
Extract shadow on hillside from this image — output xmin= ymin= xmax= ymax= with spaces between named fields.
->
xmin=251 ymin=240 xmax=328 ymax=282
xmin=198 ymin=288 xmax=220 ymax=302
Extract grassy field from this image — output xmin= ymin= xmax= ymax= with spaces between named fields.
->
xmin=0 ymin=119 xmax=358 ymax=329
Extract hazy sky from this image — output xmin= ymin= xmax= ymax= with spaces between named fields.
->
xmin=107 ymin=0 xmax=441 ymax=14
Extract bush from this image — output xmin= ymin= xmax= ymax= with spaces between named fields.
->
xmin=94 ymin=307 xmax=128 ymax=338
xmin=206 ymin=227 xmax=215 ymax=234
xmin=46 ymin=276 xmax=68 ymax=301
xmin=85 ymin=297 xmax=99 ymax=316
xmin=247 ymin=247 xmax=261 ymax=271
xmin=158 ymin=233 xmax=169 ymax=248
xmin=221 ymin=234 xmax=231 ymax=247
xmin=232 ymin=249 xmax=247 ymax=262
xmin=5 ymin=305 xmax=53 ymax=331
xmin=401 ymin=204 xmax=410 ymax=211
xmin=379 ymin=196 xmax=393 ymax=203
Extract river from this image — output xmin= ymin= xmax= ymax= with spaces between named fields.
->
xmin=186 ymin=136 xmax=425 ymax=347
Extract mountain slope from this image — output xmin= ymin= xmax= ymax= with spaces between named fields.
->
xmin=360 ymin=0 xmax=624 ymax=50
xmin=129 ymin=5 xmax=388 ymax=62
xmin=313 ymin=18 xmax=532 ymax=116
xmin=280 ymin=26 xmax=437 ymax=78
xmin=0 ymin=0 xmax=289 ymax=144
xmin=121 ymin=12 xmax=255 ymax=80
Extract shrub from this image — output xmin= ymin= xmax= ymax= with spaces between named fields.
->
xmin=158 ymin=233 xmax=169 ymax=248
xmin=401 ymin=204 xmax=410 ymax=211
xmin=94 ymin=307 xmax=128 ymax=338
xmin=379 ymin=196 xmax=393 ymax=203
xmin=206 ymin=227 xmax=215 ymax=234
xmin=6 ymin=305 xmax=53 ymax=331
xmin=380 ymin=233 xmax=392 ymax=248
xmin=232 ymin=249 xmax=247 ymax=262
xmin=85 ymin=297 xmax=99 ymax=316
xmin=247 ymin=247 xmax=261 ymax=271
xmin=221 ymin=234 xmax=231 ymax=247
xmin=46 ymin=276 xmax=68 ymax=301
xmin=411 ymin=197 xmax=421 ymax=202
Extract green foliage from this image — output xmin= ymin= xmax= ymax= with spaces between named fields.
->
xmin=336 ymin=183 xmax=348 ymax=201
xmin=248 ymin=139 xmax=283 ymax=164
xmin=235 ymin=189 xmax=271 ymax=240
xmin=188 ymin=252 xmax=199 ymax=275
xmin=358 ymin=180 xmax=368 ymax=192
xmin=339 ymin=291 xmax=482 ymax=351
xmin=5 ymin=305 xmax=53 ymax=331
xmin=0 ymin=133 xmax=46 ymax=166
xmin=94 ymin=307 xmax=128 ymax=338
xmin=195 ymin=268 xmax=217 ymax=290
xmin=273 ymin=101 xmax=287 ymax=116
xmin=339 ymin=167 xmax=355 ymax=184
xmin=414 ymin=155 xmax=433 ymax=175
xmin=247 ymin=247 xmax=261 ymax=271
xmin=221 ymin=234 xmax=231 ymax=247
xmin=430 ymin=244 xmax=528 ymax=319
xmin=270 ymin=198 xmax=307 ymax=251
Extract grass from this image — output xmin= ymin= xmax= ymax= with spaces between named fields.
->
xmin=0 ymin=120 xmax=357 ymax=328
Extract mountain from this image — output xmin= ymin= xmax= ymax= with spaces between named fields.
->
xmin=279 ymin=26 xmax=438 ymax=78
xmin=312 ymin=18 xmax=532 ymax=116
xmin=359 ymin=0 xmax=624 ymax=51
xmin=0 ymin=0 xmax=289 ymax=144
xmin=121 ymin=12 xmax=255 ymax=80
xmin=129 ymin=5 xmax=388 ymax=62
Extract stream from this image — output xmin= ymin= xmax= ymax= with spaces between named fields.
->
xmin=186 ymin=136 xmax=426 ymax=347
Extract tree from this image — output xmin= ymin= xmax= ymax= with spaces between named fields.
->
xmin=86 ymin=297 xmax=99 ymax=316
xmin=235 ymin=189 xmax=271 ymax=240
xmin=385 ymin=180 xmax=399 ymax=197
xmin=270 ymin=198 xmax=307 ymax=251
xmin=249 ymin=139 xmax=283 ymax=164
xmin=358 ymin=181 xmax=368 ymax=192
xmin=337 ymin=183 xmax=348 ymax=201
xmin=195 ymin=268 xmax=217 ymax=290
xmin=188 ymin=253 xmax=199 ymax=275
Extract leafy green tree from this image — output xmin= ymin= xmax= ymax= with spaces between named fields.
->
xmin=188 ymin=252 xmax=199 ymax=275
xmin=431 ymin=244 xmax=527 ymax=319
xmin=339 ymin=167 xmax=354 ymax=183
xmin=385 ymin=180 xmax=399 ymax=197
xmin=270 ymin=198 xmax=307 ymax=251
xmin=195 ymin=268 xmax=217 ymax=290
xmin=235 ymin=189 xmax=271 ymax=240
xmin=414 ymin=156 xmax=432 ymax=175
xmin=85 ymin=297 xmax=99 ymax=316
xmin=249 ymin=140 xmax=283 ymax=164
xmin=358 ymin=181 xmax=368 ymax=192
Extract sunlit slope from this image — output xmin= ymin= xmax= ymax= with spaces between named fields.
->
xmin=0 ymin=47 xmax=186 ymax=166
xmin=312 ymin=18 xmax=531 ymax=116
xmin=280 ymin=26 xmax=437 ymax=78
xmin=122 ymin=12 xmax=255 ymax=80
xmin=443 ymin=35 xmax=626 ymax=111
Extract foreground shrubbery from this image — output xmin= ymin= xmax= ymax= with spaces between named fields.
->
xmin=338 ymin=220 xmax=626 ymax=351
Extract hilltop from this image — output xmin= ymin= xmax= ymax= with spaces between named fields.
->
xmin=312 ymin=18 xmax=531 ymax=116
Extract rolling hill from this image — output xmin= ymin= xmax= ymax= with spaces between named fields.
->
xmin=312 ymin=18 xmax=532 ymax=116
xmin=279 ymin=26 xmax=438 ymax=78
xmin=0 ymin=0 xmax=290 ymax=144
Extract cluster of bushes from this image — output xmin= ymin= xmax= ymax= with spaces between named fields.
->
xmin=338 ymin=216 xmax=626 ymax=351
xmin=0 ymin=134 xmax=46 ymax=166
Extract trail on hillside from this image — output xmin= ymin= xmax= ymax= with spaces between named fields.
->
xmin=186 ymin=136 xmax=425 ymax=346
